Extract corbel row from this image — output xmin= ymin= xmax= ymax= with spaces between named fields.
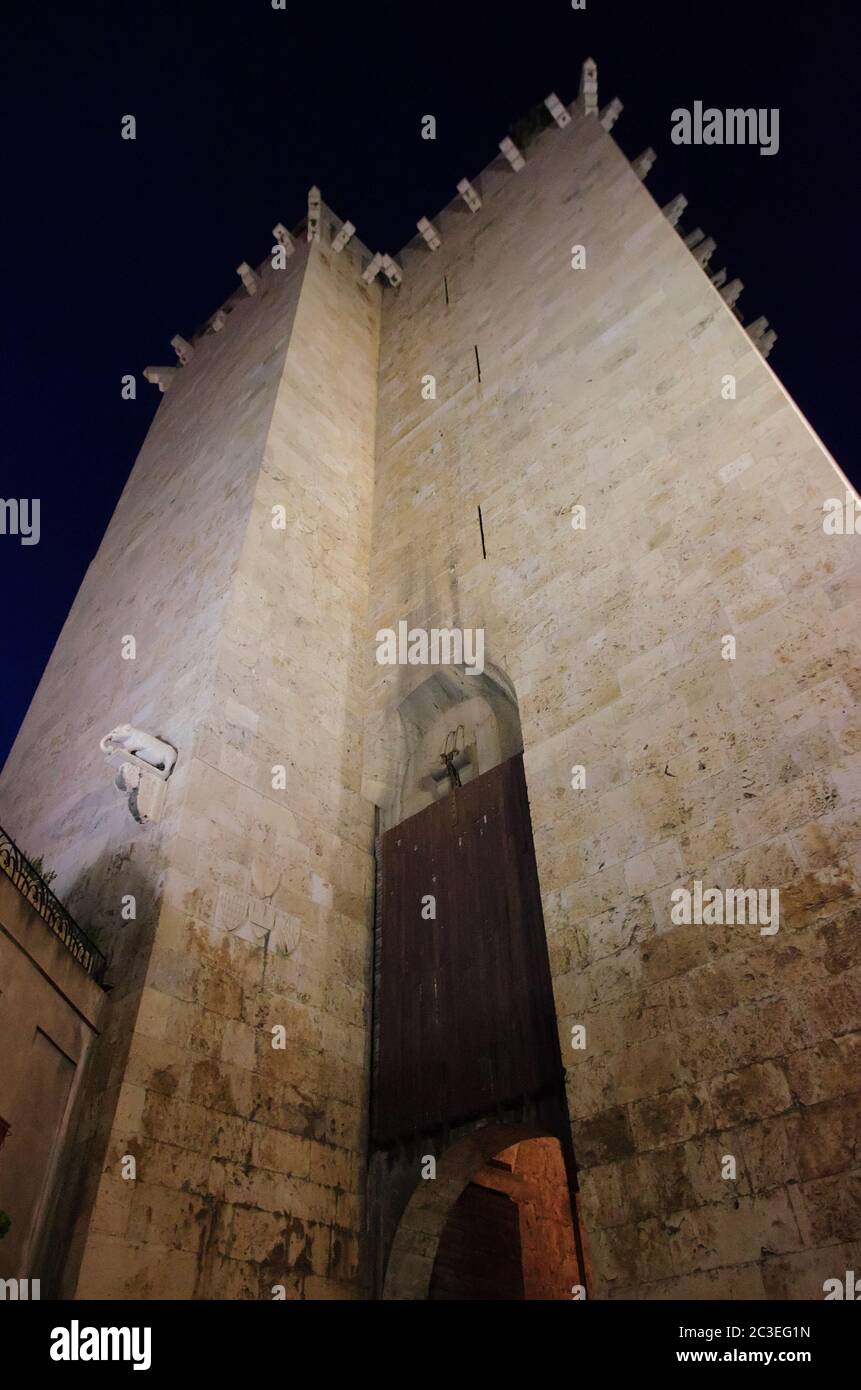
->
xmin=593 ymin=73 xmax=778 ymax=362
xmin=413 ymin=58 xmax=624 ymax=261
xmin=145 ymin=60 xmax=623 ymax=387
xmin=658 ymin=194 xmax=777 ymax=357
xmin=144 ymin=55 xmax=777 ymax=390
xmin=144 ymin=185 xmax=369 ymax=389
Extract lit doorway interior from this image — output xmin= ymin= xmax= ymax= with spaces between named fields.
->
xmin=429 ymin=1136 xmax=587 ymax=1301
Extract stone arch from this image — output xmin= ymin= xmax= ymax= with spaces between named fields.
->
xmin=382 ymin=1119 xmax=583 ymax=1300
xmin=364 ymin=660 xmax=523 ymax=832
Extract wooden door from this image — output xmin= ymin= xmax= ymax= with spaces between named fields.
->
xmin=372 ymin=754 xmax=562 ymax=1144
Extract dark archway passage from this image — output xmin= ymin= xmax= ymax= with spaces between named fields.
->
xmin=430 ymin=1183 xmax=524 ymax=1300
xmin=429 ymin=1137 xmax=585 ymax=1300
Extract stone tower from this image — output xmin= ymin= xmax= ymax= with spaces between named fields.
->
xmin=1 ymin=64 xmax=859 ymax=1300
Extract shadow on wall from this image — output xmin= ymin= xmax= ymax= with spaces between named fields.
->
xmin=29 ymin=842 xmax=163 ymax=1297
xmin=60 ymin=839 xmax=163 ymax=995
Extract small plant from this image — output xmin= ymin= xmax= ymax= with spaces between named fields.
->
xmin=28 ymin=853 xmax=57 ymax=889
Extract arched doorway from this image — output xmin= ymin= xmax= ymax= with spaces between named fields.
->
xmin=364 ymin=660 xmax=523 ymax=832
xmin=382 ymin=1123 xmax=589 ymax=1300
xmin=366 ymin=659 xmax=588 ymax=1300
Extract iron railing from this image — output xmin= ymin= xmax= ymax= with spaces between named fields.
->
xmin=0 ymin=826 xmax=107 ymax=984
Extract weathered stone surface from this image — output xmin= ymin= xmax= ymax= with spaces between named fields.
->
xmin=710 ymin=1061 xmax=794 ymax=1128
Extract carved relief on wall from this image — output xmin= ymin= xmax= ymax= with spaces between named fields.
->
xmin=99 ymin=724 xmax=177 ymax=825
xmin=215 ymin=885 xmax=301 ymax=956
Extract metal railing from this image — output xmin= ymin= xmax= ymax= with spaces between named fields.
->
xmin=0 ymin=826 xmax=107 ymax=984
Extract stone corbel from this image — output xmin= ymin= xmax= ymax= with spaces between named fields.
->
xmin=692 ymin=236 xmax=717 ymax=268
xmin=720 ymin=277 xmax=744 ymax=308
xmin=362 ymin=252 xmax=384 ymax=284
xmin=632 ymin=148 xmax=657 ymax=179
xmin=499 ymin=137 xmax=525 ymax=172
xmin=236 ymin=262 xmax=259 ymax=296
xmin=331 ymin=220 xmax=356 ymax=254
xmin=381 ymin=254 xmax=402 ymax=288
xmin=600 ymin=98 xmax=623 ymax=132
xmin=272 ymin=223 xmax=295 ymax=256
xmin=456 ymin=177 xmax=482 ymax=212
xmin=417 ymin=217 xmax=441 ymax=251
xmin=747 ymin=317 xmax=777 ymax=358
xmin=662 ymin=194 xmax=687 ymax=227
xmin=579 ymin=58 xmax=598 ymax=117
xmin=307 ymin=186 xmax=322 ymax=243
xmin=143 ymin=366 xmax=176 ymax=393
xmin=544 ymin=93 xmax=571 ymax=130
xmin=170 ymin=334 xmax=194 ymax=365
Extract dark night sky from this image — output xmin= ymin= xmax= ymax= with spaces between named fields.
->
xmin=1 ymin=0 xmax=857 ymax=771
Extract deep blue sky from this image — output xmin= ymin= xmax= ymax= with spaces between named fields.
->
xmin=1 ymin=0 xmax=858 ymax=771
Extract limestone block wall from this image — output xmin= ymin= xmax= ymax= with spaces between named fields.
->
xmin=366 ymin=106 xmax=861 ymax=1297
xmin=72 ymin=230 xmax=382 ymax=1298
xmin=0 ymin=238 xmax=309 ymax=1293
